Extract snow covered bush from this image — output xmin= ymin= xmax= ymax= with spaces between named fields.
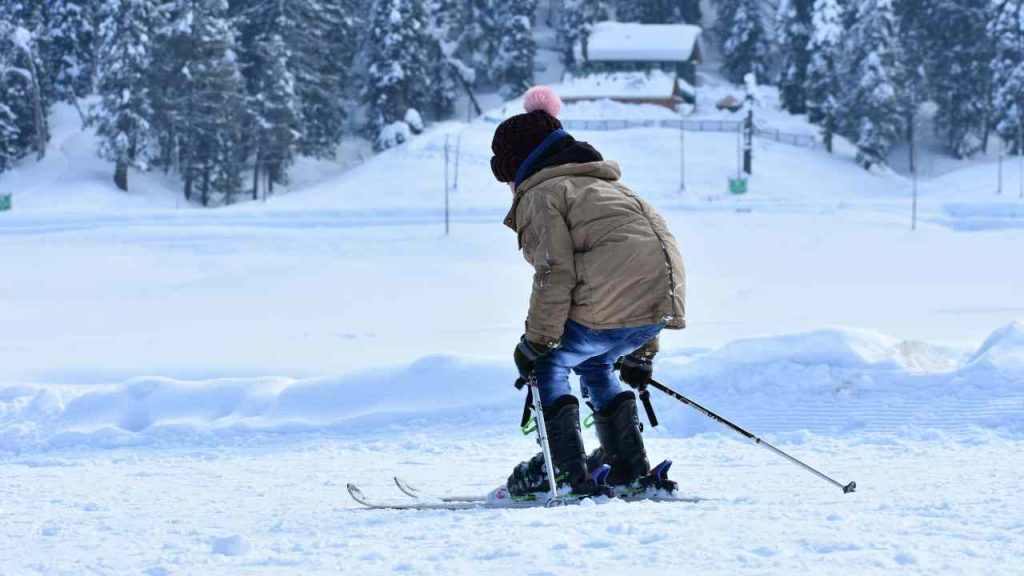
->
xmin=404 ymin=107 xmax=424 ymax=134
xmin=376 ymin=120 xmax=413 ymax=150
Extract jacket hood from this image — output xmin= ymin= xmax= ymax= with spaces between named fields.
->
xmin=519 ymin=160 xmax=621 ymax=193
xmin=504 ymin=160 xmax=623 ymax=230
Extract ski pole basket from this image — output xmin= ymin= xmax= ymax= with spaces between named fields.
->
xmin=0 ymin=192 xmax=10 ymax=212
xmin=728 ymin=177 xmax=748 ymax=195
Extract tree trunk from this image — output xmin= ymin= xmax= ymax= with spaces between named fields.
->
xmin=252 ymin=147 xmax=261 ymax=201
xmin=19 ymin=40 xmax=47 ymax=160
xmin=114 ymin=161 xmax=128 ymax=191
xmin=824 ymin=114 xmax=834 ymax=154
xmin=906 ymin=116 xmax=916 ymax=173
xmin=70 ymin=94 xmax=87 ymax=128
xmin=981 ymin=75 xmax=992 ymax=155
xmin=449 ymin=63 xmax=483 ymax=117
xmin=202 ymin=168 xmax=210 ymax=207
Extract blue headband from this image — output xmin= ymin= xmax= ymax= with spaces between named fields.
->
xmin=514 ymin=129 xmax=569 ymax=188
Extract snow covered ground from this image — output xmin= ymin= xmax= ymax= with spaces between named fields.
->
xmin=2 ymin=93 xmax=1024 ymax=573
xmin=5 ymin=432 xmax=1021 ymax=575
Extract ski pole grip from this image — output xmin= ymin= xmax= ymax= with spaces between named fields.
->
xmin=517 ymin=380 xmax=533 ymax=429
xmin=640 ymin=388 xmax=659 ymax=428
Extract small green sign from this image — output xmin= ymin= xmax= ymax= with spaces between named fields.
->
xmin=729 ymin=177 xmax=748 ymax=195
xmin=0 ymin=193 xmax=10 ymax=211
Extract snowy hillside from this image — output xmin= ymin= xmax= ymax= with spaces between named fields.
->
xmin=2 ymin=85 xmax=1024 ymax=574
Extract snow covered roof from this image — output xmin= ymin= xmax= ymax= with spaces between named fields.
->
xmin=558 ymin=71 xmax=693 ymax=100
xmin=581 ymin=22 xmax=703 ymax=63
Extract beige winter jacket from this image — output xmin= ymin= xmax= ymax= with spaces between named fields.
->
xmin=504 ymin=160 xmax=686 ymax=346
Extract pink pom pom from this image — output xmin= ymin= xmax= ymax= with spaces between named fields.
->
xmin=523 ymin=86 xmax=562 ymax=118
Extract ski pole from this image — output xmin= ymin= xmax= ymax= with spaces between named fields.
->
xmin=515 ymin=377 xmax=561 ymax=504
xmin=647 ymin=377 xmax=857 ymax=495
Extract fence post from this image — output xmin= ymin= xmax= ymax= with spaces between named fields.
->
xmin=680 ymin=120 xmax=686 ymax=192
xmin=444 ymin=134 xmax=450 ymax=237
xmin=998 ymin=139 xmax=1003 ymax=195
xmin=454 ymin=133 xmax=461 ymax=192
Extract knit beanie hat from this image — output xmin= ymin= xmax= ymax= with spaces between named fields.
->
xmin=491 ymin=86 xmax=564 ymax=183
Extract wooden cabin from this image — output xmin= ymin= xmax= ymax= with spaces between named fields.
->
xmin=575 ymin=22 xmax=704 ymax=87
xmin=558 ymin=71 xmax=694 ymax=111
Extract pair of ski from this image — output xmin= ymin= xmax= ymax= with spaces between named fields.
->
xmin=348 ymin=460 xmax=706 ymax=511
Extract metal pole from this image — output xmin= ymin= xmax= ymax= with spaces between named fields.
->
xmin=737 ymin=127 xmax=743 ymax=177
xmin=647 ymin=377 xmax=856 ymax=494
xmin=743 ymin=78 xmax=754 ymax=175
xmin=444 ymin=135 xmax=450 ymax=236
xmin=679 ymin=121 xmax=686 ymax=192
xmin=912 ymin=168 xmax=918 ymax=231
xmin=743 ymin=107 xmax=753 ymax=175
xmin=911 ymin=121 xmax=918 ymax=231
xmin=528 ymin=376 xmax=560 ymax=503
xmin=453 ymin=134 xmax=461 ymax=192
xmin=998 ymin=140 xmax=1003 ymax=195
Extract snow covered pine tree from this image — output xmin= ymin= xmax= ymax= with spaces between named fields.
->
xmin=894 ymin=0 xmax=929 ymax=162
xmin=490 ymin=87 xmax=686 ymax=499
xmin=990 ymin=0 xmax=1024 ymax=155
xmin=460 ymin=0 xmax=502 ymax=84
xmin=0 ymin=19 xmax=24 ymax=173
xmin=839 ymin=0 xmax=905 ymax=169
xmin=495 ymin=0 xmax=537 ymax=99
xmin=1 ymin=19 xmax=28 ymax=172
xmin=246 ymin=33 xmax=300 ymax=199
xmin=715 ymin=0 xmax=770 ymax=84
xmin=94 ymin=0 xmax=160 ymax=191
xmin=173 ymin=0 xmax=246 ymax=205
xmin=0 ymin=16 xmax=49 ymax=162
xmin=364 ymin=0 xmax=432 ymax=150
xmin=923 ymin=1 xmax=993 ymax=158
xmin=233 ymin=0 xmax=359 ymax=161
xmin=425 ymin=0 xmax=461 ymax=119
xmin=47 ymin=0 xmax=98 ymax=103
xmin=776 ymin=0 xmax=813 ymax=114
xmin=805 ymin=0 xmax=843 ymax=152
xmin=557 ymin=0 xmax=604 ymax=69
xmin=637 ymin=0 xmax=702 ymax=25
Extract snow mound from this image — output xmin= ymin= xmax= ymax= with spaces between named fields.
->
xmin=2 ymin=325 xmax=1023 ymax=453
xmin=965 ymin=321 xmax=1024 ymax=375
xmin=653 ymin=324 xmax=1024 ymax=437
xmin=703 ymin=328 xmax=908 ymax=371
xmin=0 ymin=357 xmax=521 ymax=453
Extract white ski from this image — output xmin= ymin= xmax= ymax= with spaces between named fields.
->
xmin=348 ymin=481 xmax=706 ymax=510
xmin=393 ymin=476 xmax=486 ymax=503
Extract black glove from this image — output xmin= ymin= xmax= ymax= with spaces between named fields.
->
xmin=619 ymin=354 xmax=653 ymax=390
xmin=514 ymin=336 xmax=550 ymax=379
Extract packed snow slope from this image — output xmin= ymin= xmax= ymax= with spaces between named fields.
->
xmin=1 ymin=87 xmax=1023 ymax=575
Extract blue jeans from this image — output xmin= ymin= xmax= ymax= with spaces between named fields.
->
xmin=533 ymin=320 xmax=664 ymax=412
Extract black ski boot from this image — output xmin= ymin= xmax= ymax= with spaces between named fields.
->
xmin=586 ymin=391 xmax=651 ymax=487
xmin=508 ymin=395 xmax=590 ymax=497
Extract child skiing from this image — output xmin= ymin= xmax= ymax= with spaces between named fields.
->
xmin=491 ymin=86 xmax=687 ymax=498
